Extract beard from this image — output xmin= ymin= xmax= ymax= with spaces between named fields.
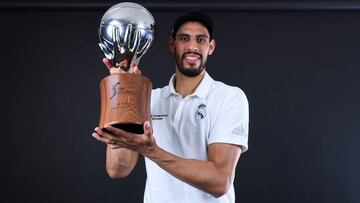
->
xmin=175 ymin=52 xmax=206 ymax=77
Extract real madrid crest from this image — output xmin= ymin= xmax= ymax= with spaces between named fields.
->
xmin=195 ymin=103 xmax=207 ymax=120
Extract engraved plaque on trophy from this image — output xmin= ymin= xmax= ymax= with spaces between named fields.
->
xmin=98 ymin=2 xmax=155 ymax=134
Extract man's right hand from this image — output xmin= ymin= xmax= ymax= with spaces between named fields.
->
xmin=103 ymin=58 xmax=142 ymax=75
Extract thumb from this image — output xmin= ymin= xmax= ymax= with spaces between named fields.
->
xmin=143 ymin=121 xmax=152 ymax=135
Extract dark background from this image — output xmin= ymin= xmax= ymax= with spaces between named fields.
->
xmin=1 ymin=1 xmax=359 ymax=203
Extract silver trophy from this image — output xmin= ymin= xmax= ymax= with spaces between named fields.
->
xmin=97 ymin=2 xmax=155 ymax=134
xmin=98 ymin=2 xmax=156 ymax=72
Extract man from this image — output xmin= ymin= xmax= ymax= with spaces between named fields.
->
xmin=92 ymin=10 xmax=249 ymax=203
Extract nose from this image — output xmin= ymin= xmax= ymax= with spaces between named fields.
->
xmin=186 ymin=38 xmax=199 ymax=52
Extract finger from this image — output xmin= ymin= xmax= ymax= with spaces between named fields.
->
xmin=94 ymin=127 xmax=113 ymax=137
xmin=137 ymin=121 xmax=153 ymax=144
xmin=92 ymin=132 xmax=112 ymax=144
xmin=133 ymin=66 xmax=142 ymax=75
xmin=94 ymin=127 xmax=118 ymax=141
xmin=143 ymin=121 xmax=152 ymax=136
xmin=103 ymin=58 xmax=114 ymax=70
xmin=94 ymin=127 xmax=105 ymax=136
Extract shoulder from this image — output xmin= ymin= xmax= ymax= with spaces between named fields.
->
xmin=208 ymin=80 xmax=247 ymax=104
xmin=151 ymin=85 xmax=169 ymax=101
xmin=151 ymin=87 xmax=162 ymax=96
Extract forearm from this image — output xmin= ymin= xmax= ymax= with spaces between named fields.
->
xmin=106 ymin=145 xmax=139 ymax=178
xmin=146 ymin=147 xmax=234 ymax=197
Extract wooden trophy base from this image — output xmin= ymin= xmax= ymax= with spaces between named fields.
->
xmin=99 ymin=73 xmax=152 ymax=134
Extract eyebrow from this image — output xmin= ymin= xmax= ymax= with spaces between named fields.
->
xmin=177 ymin=33 xmax=209 ymax=38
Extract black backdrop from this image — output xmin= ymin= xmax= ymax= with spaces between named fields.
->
xmin=1 ymin=1 xmax=360 ymax=203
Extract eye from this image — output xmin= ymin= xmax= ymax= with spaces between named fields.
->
xmin=197 ymin=36 xmax=208 ymax=43
xmin=177 ymin=35 xmax=189 ymax=41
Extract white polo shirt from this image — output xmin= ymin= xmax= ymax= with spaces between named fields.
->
xmin=144 ymin=72 xmax=249 ymax=203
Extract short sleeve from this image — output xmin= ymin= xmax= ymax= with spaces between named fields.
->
xmin=208 ymin=87 xmax=249 ymax=152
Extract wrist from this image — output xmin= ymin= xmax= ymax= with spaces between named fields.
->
xmin=142 ymin=144 xmax=161 ymax=160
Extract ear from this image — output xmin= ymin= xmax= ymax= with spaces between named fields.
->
xmin=208 ymin=39 xmax=216 ymax=55
xmin=169 ymin=36 xmax=175 ymax=53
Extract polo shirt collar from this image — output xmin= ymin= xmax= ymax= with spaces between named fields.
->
xmin=161 ymin=71 xmax=214 ymax=99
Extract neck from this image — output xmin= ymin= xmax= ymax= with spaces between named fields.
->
xmin=174 ymin=69 xmax=206 ymax=98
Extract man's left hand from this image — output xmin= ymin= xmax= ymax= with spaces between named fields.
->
xmin=93 ymin=121 xmax=157 ymax=156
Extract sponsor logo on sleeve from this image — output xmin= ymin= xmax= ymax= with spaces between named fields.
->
xmin=151 ymin=114 xmax=168 ymax=120
xmin=232 ymin=125 xmax=247 ymax=136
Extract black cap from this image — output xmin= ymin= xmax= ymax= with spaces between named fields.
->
xmin=172 ymin=10 xmax=214 ymax=39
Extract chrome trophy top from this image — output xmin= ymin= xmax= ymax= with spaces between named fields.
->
xmin=98 ymin=2 xmax=156 ymax=72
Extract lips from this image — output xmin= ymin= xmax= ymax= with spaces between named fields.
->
xmin=182 ymin=52 xmax=201 ymax=65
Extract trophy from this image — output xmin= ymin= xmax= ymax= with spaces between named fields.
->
xmin=98 ymin=2 xmax=155 ymax=134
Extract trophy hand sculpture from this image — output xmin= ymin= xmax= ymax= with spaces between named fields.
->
xmin=98 ymin=2 xmax=155 ymax=134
